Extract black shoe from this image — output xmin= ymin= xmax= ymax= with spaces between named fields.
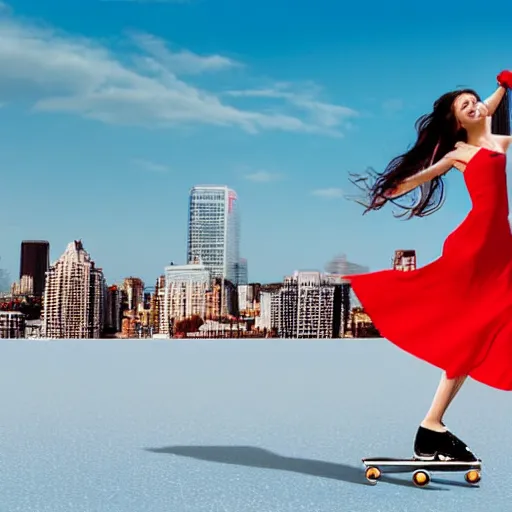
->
xmin=413 ymin=426 xmax=478 ymax=462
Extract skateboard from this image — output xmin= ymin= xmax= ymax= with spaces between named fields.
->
xmin=362 ymin=457 xmax=482 ymax=487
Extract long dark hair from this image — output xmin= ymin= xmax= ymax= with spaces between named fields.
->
xmin=350 ymin=86 xmax=510 ymax=219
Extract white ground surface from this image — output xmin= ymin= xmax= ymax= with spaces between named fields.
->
xmin=1 ymin=338 xmax=509 ymax=511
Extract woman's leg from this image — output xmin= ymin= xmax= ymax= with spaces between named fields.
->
xmin=414 ymin=372 xmax=476 ymax=461
xmin=420 ymin=372 xmax=467 ymax=431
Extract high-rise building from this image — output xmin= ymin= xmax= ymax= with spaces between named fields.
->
xmin=187 ymin=186 xmax=240 ymax=284
xmin=20 ymin=240 xmax=50 ymax=297
xmin=154 ymin=275 xmax=166 ymax=334
xmin=393 ymin=250 xmax=417 ymax=271
xmin=255 ymin=283 xmax=281 ymax=331
xmin=324 ymin=274 xmax=352 ymax=335
xmin=42 ymin=240 xmax=106 ymax=339
xmin=123 ymin=277 xmax=144 ymax=311
xmin=150 ymin=275 xmax=165 ymax=334
xmin=105 ymin=285 xmax=123 ymax=333
xmin=160 ymin=261 xmax=211 ymax=335
xmin=278 ymin=271 xmax=345 ymax=338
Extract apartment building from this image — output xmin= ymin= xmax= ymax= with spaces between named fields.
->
xmin=42 ymin=240 xmax=106 ymax=338
xmin=278 ymin=271 xmax=345 ymax=338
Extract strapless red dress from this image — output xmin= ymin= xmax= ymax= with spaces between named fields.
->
xmin=346 ymin=147 xmax=512 ymax=391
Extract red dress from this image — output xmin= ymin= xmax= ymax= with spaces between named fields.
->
xmin=346 ymin=147 xmax=512 ymax=391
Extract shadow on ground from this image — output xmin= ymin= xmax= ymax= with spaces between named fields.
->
xmin=144 ymin=445 xmax=450 ymax=490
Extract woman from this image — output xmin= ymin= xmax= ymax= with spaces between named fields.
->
xmin=347 ymin=70 xmax=512 ymax=462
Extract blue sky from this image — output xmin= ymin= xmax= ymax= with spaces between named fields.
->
xmin=1 ymin=0 xmax=512 ymax=286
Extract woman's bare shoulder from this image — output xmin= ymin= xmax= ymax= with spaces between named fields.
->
xmin=448 ymin=143 xmax=482 ymax=172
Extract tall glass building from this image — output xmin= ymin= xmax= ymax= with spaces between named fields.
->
xmin=187 ymin=186 xmax=240 ymax=285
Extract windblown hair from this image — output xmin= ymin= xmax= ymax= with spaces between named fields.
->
xmin=492 ymin=87 xmax=510 ymax=135
xmin=350 ymin=87 xmax=511 ymax=219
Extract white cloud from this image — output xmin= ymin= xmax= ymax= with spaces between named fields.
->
xmin=133 ymin=158 xmax=170 ymax=173
xmin=311 ymin=187 xmax=344 ymax=198
xmin=245 ymin=170 xmax=282 ymax=183
xmin=131 ymin=32 xmax=240 ymax=75
xmin=226 ymin=86 xmax=358 ymax=134
xmin=0 ymin=7 xmax=357 ymax=136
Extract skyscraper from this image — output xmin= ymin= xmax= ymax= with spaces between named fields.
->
xmin=19 ymin=240 xmax=50 ymax=296
xmin=187 ymin=186 xmax=240 ymax=284
xmin=42 ymin=240 xmax=106 ymax=338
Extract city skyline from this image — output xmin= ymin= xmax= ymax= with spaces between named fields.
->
xmin=2 ymin=0 xmax=512 ymax=285
xmin=1 ymin=228 xmax=410 ymax=338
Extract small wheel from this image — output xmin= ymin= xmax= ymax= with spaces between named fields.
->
xmin=365 ymin=466 xmax=381 ymax=483
xmin=412 ymin=469 xmax=430 ymax=487
xmin=465 ymin=469 xmax=481 ymax=484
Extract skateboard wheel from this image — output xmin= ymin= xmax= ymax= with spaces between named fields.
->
xmin=365 ymin=466 xmax=381 ymax=483
xmin=412 ymin=469 xmax=430 ymax=487
xmin=465 ymin=470 xmax=481 ymax=484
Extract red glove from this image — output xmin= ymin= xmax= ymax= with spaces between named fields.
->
xmin=497 ymin=70 xmax=512 ymax=89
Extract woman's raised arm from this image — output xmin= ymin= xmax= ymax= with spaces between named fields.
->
xmin=385 ymin=155 xmax=455 ymax=199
